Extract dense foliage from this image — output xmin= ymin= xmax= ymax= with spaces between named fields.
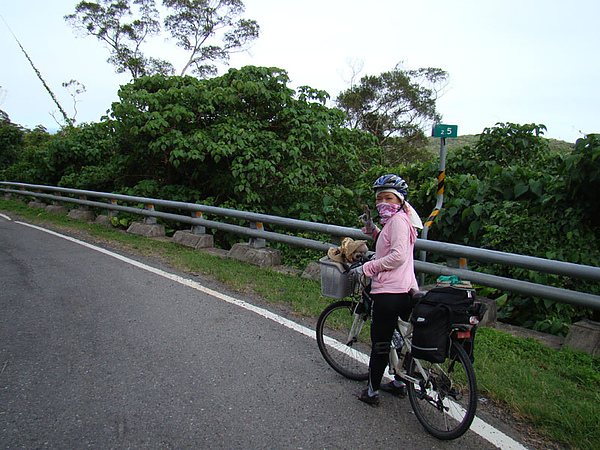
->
xmin=0 ymin=111 xmax=23 ymax=170
xmin=1 ymin=68 xmax=597 ymax=335
xmin=402 ymin=124 xmax=599 ymax=335
xmin=107 ymin=67 xmax=381 ymax=223
xmin=2 ymin=67 xmax=380 ymax=227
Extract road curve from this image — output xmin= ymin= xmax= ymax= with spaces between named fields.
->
xmin=0 ymin=215 xmax=528 ymax=449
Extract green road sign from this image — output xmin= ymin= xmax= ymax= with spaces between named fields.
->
xmin=432 ymin=124 xmax=458 ymax=138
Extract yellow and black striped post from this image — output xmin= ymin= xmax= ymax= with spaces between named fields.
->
xmin=424 ymin=169 xmax=445 ymax=229
xmin=420 ymin=131 xmax=452 ymax=283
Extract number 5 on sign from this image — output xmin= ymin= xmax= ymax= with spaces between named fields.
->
xmin=432 ymin=124 xmax=458 ymax=138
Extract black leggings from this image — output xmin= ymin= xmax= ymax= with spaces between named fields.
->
xmin=368 ymin=292 xmax=413 ymax=392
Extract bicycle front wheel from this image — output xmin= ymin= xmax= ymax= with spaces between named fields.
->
xmin=406 ymin=340 xmax=478 ymax=440
xmin=316 ymin=300 xmax=370 ymax=381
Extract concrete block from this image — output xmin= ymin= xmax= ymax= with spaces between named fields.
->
xmin=172 ymin=230 xmax=213 ymax=249
xmin=475 ymin=296 xmax=497 ymax=327
xmin=94 ymin=215 xmax=114 ymax=227
xmin=228 ymin=243 xmax=281 ymax=268
xmin=127 ymin=221 xmax=165 ymax=238
xmin=68 ymin=209 xmax=95 ymax=222
xmin=301 ymin=261 xmax=321 ymax=281
xmin=45 ymin=205 xmax=68 ymax=215
xmin=28 ymin=201 xmax=46 ymax=209
xmin=564 ymin=319 xmax=600 ymax=357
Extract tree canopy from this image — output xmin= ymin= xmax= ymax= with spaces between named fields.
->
xmin=65 ymin=0 xmax=170 ymax=79
xmin=336 ymin=63 xmax=448 ymax=164
xmin=106 ymin=66 xmax=378 ymax=221
xmin=164 ymin=0 xmax=260 ymax=77
xmin=65 ymin=0 xmax=259 ymax=80
xmin=0 ymin=110 xmax=24 ymax=170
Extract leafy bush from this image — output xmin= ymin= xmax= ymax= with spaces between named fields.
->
xmin=0 ymin=111 xmax=24 ymax=171
xmin=106 ymin=67 xmax=380 ymax=225
xmin=404 ymin=124 xmax=598 ymax=334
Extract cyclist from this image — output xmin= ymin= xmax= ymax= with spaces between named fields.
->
xmin=353 ymin=174 xmax=423 ymax=407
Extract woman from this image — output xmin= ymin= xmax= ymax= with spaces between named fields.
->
xmin=356 ymin=174 xmax=423 ymax=407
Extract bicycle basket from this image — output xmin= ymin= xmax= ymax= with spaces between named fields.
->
xmin=319 ymin=256 xmax=352 ymax=299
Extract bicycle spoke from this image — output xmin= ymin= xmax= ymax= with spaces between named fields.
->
xmin=407 ymin=341 xmax=478 ymax=440
xmin=316 ymin=301 xmax=370 ymax=381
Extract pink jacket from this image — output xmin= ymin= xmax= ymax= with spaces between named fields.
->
xmin=362 ymin=210 xmax=418 ymax=294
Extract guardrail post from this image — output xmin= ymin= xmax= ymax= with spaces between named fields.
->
xmin=191 ymin=211 xmax=206 ymax=234
xmin=67 ymin=195 xmax=95 ymax=222
xmin=229 ymin=220 xmax=280 ymax=267
xmin=144 ymin=204 xmax=157 ymax=224
xmin=27 ymin=188 xmax=46 ymax=209
xmin=78 ymin=195 xmax=90 ymax=210
xmin=447 ymin=257 xmax=468 ymax=270
xmin=249 ymin=221 xmax=266 ymax=248
xmin=171 ymin=211 xmax=213 ymax=249
xmin=109 ymin=199 xmax=118 ymax=218
xmin=46 ymin=191 xmax=68 ymax=215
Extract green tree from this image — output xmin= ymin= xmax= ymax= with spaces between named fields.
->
xmin=107 ymin=67 xmax=379 ymax=221
xmin=164 ymin=0 xmax=259 ymax=77
xmin=65 ymin=0 xmax=173 ymax=80
xmin=475 ymin=122 xmax=550 ymax=166
xmin=559 ymin=133 xmax=600 ymax=223
xmin=0 ymin=110 xmax=24 ymax=171
xmin=65 ymin=0 xmax=259 ymax=80
xmin=336 ymin=63 xmax=448 ymax=165
xmin=1 ymin=121 xmax=57 ymax=183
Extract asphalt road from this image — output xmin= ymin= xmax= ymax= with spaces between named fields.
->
xmin=0 ymin=215 xmax=526 ymax=449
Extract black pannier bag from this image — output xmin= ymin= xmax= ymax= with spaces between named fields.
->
xmin=410 ymin=287 xmax=476 ymax=363
xmin=410 ymin=300 xmax=452 ymax=363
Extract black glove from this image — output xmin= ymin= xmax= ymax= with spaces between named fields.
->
xmin=359 ymin=205 xmax=375 ymax=233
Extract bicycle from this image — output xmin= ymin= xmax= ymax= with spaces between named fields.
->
xmin=316 ymin=258 xmax=486 ymax=440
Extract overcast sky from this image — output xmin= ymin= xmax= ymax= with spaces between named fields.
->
xmin=1 ymin=0 xmax=598 ymax=143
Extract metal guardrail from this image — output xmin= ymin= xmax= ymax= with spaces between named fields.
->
xmin=2 ymin=181 xmax=599 ymax=310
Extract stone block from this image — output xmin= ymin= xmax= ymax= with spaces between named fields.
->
xmin=94 ymin=215 xmax=114 ymax=227
xmin=301 ymin=261 xmax=321 ymax=281
xmin=564 ymin=319 xmax=600 ymax=357
xmin=228 ymin=243 xmax=281 ymax=268
xmin=172 ymin=230 xmax=213 ymax=249
xmin=45 ymin=205 xmax=68 ymax=215
xmin=475 ymin=296 xmax=497 ymax=327
xmin=28 ymin=201 xmax=46 ymax=209
xmin=127 ymin=221 xmax=165 ymax=238
xmin=68 ymin=209 xmax=95 ymax=222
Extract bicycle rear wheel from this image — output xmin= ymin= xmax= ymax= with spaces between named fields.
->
xmin=316 ymin=300 xmax=370 ymax=381
xmin=406 ymin=340 xmax=478 ymax=440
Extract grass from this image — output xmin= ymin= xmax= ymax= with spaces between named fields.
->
xmin=476 ymin=328 xmax=600 ymax=448
xmin=2 ymin=197 xmax=599 ymax=449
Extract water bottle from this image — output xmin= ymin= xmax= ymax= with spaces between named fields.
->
xmin=391 ymin=329 xmax=404 ymax=349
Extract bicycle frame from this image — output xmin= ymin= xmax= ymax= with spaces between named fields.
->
xmin=317 ymin=268 xmax=480 ymax=439
xmin=388 ymin=317 xmax=431 ymax=385
xmin=390 ymin=317 xmax=476 ymax=382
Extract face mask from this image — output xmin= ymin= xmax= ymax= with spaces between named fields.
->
xmin=376 ymin=202 xmax=403 ymax=225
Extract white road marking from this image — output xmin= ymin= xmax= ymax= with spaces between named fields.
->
xmin=0 ymin=213 xmax=12 ymax=221
xmin=15 ymin=220 xmax=528 ymax=449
